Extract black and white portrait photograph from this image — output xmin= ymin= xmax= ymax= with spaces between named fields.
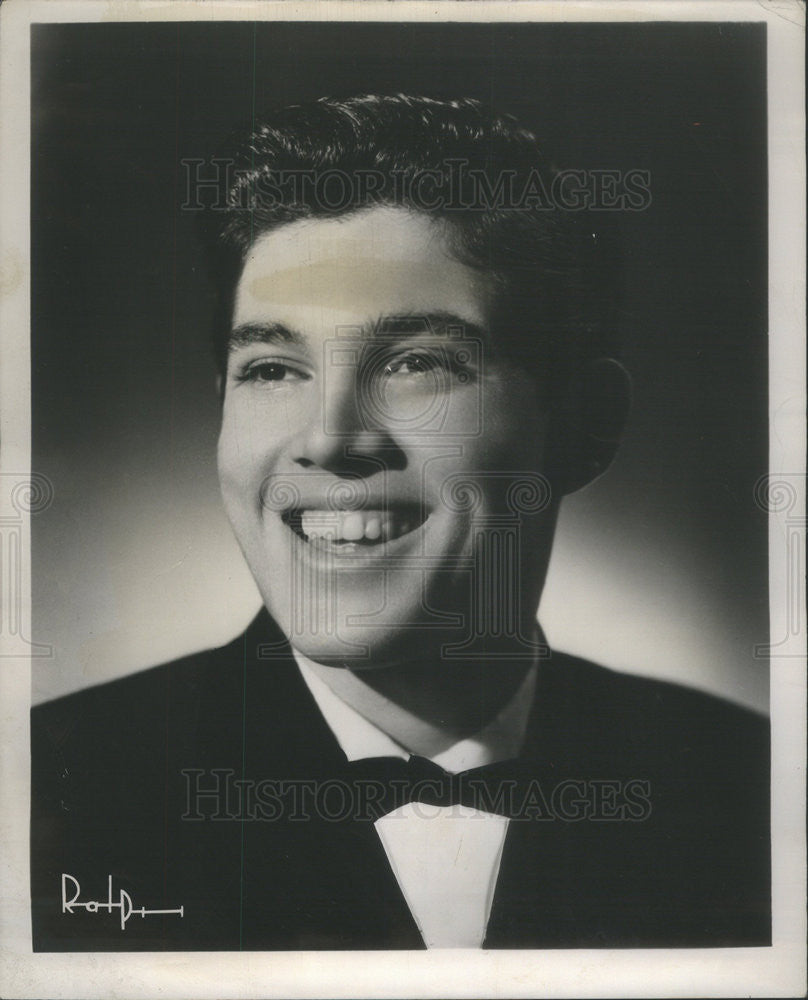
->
xmin=0 ymin=1 xmax=804 ymax=997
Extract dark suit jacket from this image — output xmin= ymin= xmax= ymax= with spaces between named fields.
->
xmin=31 ymin=609 xmax=770 ymax=951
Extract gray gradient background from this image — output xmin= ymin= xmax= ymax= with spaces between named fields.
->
xmin=31 ymin=21 xmax=768 ymax=711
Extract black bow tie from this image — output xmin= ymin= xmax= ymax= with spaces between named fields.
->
xmin=344 ymin=754 xmax=524 ymax=820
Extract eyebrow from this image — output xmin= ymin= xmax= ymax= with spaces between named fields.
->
xmin=228 ymin=322 xmax=307 ymax=351
xmin=228 ymin=312 xmax=488 ymax=351
xmin=374 ymin=312 xmax=488 ymax=342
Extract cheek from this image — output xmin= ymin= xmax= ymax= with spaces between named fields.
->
xmin=486 ymin=383 xmax=547 ymax=465
xmin=442 ymin=382 xmax=546 ymax=467
xmin=216 ymin=397 xmax=283 ymax=502
xmin=217 ymin=405 xmax=246 ymax=489
xmin=411 ymin=387 xmax=546 ymax=518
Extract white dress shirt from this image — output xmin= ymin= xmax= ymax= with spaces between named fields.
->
xmin=294 ymin=653 xmax=537 ymax=948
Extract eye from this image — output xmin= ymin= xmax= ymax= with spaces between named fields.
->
xmin=235 ymin=361 xmax=310 ymax=387
xmin=379 ymin=347 xmax=476 ymax=386
xmin=382 ymin=352 xmax=443 ymax=377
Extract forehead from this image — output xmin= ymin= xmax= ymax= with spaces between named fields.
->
xmin=232 ymin=207 xmax=494 ymax=331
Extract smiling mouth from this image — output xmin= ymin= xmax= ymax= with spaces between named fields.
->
xmin=281 ymin=507 xmax=426 ymax=552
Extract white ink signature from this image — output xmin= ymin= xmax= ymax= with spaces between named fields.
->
xmin=61 ymin=874 xmax=184 ymax=930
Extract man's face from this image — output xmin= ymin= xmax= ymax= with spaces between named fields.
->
xmin=218 ymin=206 xmax=556 ymax=667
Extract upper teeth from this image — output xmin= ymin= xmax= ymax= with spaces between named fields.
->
xmin=299 ymin=510 xmax=414 ymax=543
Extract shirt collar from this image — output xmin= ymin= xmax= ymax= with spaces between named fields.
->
xmin=294 ymin=651 xmax=537 ymax=775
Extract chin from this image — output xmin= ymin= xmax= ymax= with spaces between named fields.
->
xmin=264 ymin=587 xmax=460 ymax=670
xmin=280 ymin=621 xmax=418 ymax=670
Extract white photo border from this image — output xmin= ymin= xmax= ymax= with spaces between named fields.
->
xmin=1 ymin=1 xmax=805 ymax=997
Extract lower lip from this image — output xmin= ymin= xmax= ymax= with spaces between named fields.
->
xmin=283 ymin=516 xmax=430 ymax=566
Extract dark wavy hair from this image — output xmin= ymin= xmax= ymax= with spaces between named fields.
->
xmin=199 ymin=93 xmax=622 ymax=412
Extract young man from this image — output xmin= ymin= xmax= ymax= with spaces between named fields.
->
xmin=31 ymin=95 xmax=770 ymax=950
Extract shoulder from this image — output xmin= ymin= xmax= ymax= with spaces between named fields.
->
xmin=547 ymin=651 xmax=767 ymax=730
xmin=31 ymin=609 xmax=297 ymax=766
xmin=33 ymin=633 xmax=236 ymax=748
xmin=535 ymin=651 xmax=769 ymax=786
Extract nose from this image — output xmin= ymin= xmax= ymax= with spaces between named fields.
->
xmin=292 ymin=366 xmax=404 ymax=475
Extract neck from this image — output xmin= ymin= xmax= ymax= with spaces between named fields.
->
xmin=295 ymin=634 xmax=539 ymax=759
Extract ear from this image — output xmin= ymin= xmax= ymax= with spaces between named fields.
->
xmin=543 ymin=357 xmax=632 ymax=496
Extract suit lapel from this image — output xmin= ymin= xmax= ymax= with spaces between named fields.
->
xmin=235 ymin=612 xmax=424 ymax=949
